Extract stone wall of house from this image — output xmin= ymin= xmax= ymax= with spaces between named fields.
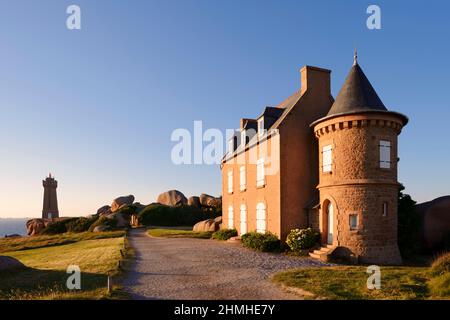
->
xmin=314 ymin=113 xmax=405 ymax=264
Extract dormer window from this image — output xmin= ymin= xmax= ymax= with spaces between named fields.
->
xmin=228 ymin=139 xmax=234 ymax=153
xmin=257 ymin=118 xmax=264 ymax=136
xmin=241 ymin=130 xmax=246 ymax=147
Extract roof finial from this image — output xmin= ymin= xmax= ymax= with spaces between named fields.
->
xmin=353 ymin=48 xmax=358 ymax=66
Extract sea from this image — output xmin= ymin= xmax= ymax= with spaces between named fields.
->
xmin=0 ymin=218 xmax=29 ymax=237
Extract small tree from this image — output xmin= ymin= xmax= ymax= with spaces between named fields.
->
xmin=397 ymin=184 xmax=420 ymax=257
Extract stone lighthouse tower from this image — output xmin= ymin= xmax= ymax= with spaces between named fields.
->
xmin=42 ymin=173 xmax=59 ymax=219
xmin=310 ymin=53 xmax=408 ymax=265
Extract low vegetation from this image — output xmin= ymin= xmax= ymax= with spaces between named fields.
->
xmin=0 ymin=231 xmax=125 ymax=254
xmin=138 ymin=203 xmax=220 ymax=227
xmin=241 ymin=232 xmax=281 ymax=252
xmin=42 ymin=216 xmax=101 ymax=235
xmin=147 ymin=228 xmax=213 ymax=239
xmin=212 ymin=229 xmax=237 ymax=241
xmin=0 ymin=231 xmax=127 ymax=300
xmin=273 ymin=252 xmax=450 ymax=300
xmin=286 ymin=228 xmax=319 ymax=252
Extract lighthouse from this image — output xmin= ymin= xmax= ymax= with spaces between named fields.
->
xmin=42 ymin=173 xmax=59 ymax=219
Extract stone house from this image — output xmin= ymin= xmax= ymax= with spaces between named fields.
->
xmin=221 ymin=55 xmax=408 ymax=264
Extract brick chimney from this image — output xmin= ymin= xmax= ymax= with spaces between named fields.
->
xmin=300 ymin=65 xmax=331 ymax=96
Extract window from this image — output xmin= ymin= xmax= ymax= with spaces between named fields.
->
xmin=256 ymin=158 xmax=265 ymax=187
xmin=227 ymin=170 xmax=233 ymax=194
xmin=257 ymin=118 xmax=264 ymax=136
xmin=256 ymin=202 xmax=266 ymax=233
xmin=382 ymin=202 xmax=388 ymax=217
xmin=349 ymin=214 xmax=358 ymax=230
xmin=240 ymin=204 xmax=247 ymax=235
xmin=228 ymin=138 xmax=234 ymax=153
xmin=241 ymin=130 xmax=246 ymax=147
xmin=379 ymin=140 xmax=391 ymax=168
xmin=228 ymin=205 xmax=234 ymax=229
xmin=239 ymin=166 xmax=246 ymax=191
xmin=322 ymin=145 xmax=332 ymax=172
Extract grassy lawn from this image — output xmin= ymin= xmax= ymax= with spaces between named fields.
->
xmin=273 ymin=265 xmax=449 ymax=300
xmin=0 ymin=232 xmax=127 ymax=300
xmin=147 ymin=228 xmax=212 ymax=239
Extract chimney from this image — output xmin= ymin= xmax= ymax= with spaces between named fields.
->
xmin=300 ymin=65 xmax=331 ymax=96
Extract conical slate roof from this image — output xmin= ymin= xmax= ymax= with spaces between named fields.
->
xmin=326 ymin=62 xmax=387 ymax=117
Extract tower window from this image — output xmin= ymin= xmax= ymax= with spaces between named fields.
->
xmin=241 ymin=130 xmax=247 ymax=147
xmin=382 ymin=202 xmax=388 ymax=217
xmin=379 ymin=140 xmax=391 ymax=168
xmin=349 ymin=214 xmax=358 ymax=230
xmin=322 ymin=145 xmax=332 ymax=172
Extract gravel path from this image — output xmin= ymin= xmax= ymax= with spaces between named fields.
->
xmin=122 ymin=228 xmax=328 ymax=300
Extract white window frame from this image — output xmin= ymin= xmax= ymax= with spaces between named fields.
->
xmin=379 ymin=140 xmax=391 ymax=169
xmin=240 ymin=204 xmax=247 ymax=235
xmin=322 ymin=145 xmax=332 ymax=173
xmin=227 ymin=170 xmax=233 ymax=194
xmin=256 ymin=158 xmax=265 ymax=187
xmin=239 ymin=166 xmax=246 ymax=191
xmin=228 ymin=139 xmax=234 ymax=153
xmin=256 ymin=202 xmax=266 ymax=234
xmin=257 ymin=118 xmax=264 ymax=137
xmin=228 ymin=205 xmax=234 ymax=229
xmin=241 ymin=130 xmax=246 ymax=147
xmin=349 ymin=214 xmax=358 ymax=230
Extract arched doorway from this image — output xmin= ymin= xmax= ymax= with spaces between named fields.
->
xmin=326 ymin=202 xmax=334 ymax=245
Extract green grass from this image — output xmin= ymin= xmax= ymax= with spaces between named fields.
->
xmin=272 ymin=265 xmax=450 ymax=300
xmin=0 ymin=231 xmax=125 ymax=254
xmin=0 ymin=232 xmax=127 ymax=300
xmin=147 ymin=228 xmax=212 ymax=239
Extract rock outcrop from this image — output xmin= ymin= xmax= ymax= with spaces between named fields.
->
xmin=188 ymin=196 xmax=201 ymax=208
xmin=193 ymin=216 xmax=222 ymax=232
xmin=0 ymin=256 xmax=25 ymax=271
xmin=26 ymin=219 xmax=48 ymax=236
xmin=157 ymin=190 xmax=187 ymax=207
xmin=199 ymin=194 xmax=222 ymax=209
xmin=416 ymin=196 xmax=450 ymax=249
xmin=111 ymin=195 xmax=135 ymax=213
xmin=97 ymin=205 xmax=111 ymax=216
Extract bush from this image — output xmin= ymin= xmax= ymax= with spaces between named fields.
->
xmin=428 ymin=273 xmax=450 ymax=297
xmin=430 ymin=252 xmax=450 ymax=277
xmin=397 ymin=185 xmax=420 ymax=257
xmin=138 ymin=204 xmax=219 ymax=227
xmin=241 ymin=232 xmax=281 ymax=252
xmin=212 ymin=229 xmax=237 ymax=241
xmin=42 ymin=218 xmax=78 ymax=235
xmin=88 ymin=216 xmax=118 ymax=232
xmin=66 ymin=216 xmax=99 ymax=233
xmin=286 ymin=228 xmax=319 ymax=252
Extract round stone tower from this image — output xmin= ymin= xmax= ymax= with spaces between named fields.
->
xmin=310 ymin=54 xmax=408 ymax=265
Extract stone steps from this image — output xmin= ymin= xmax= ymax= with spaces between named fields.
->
xmin=309 ymin=245 xmax=336 ymax=262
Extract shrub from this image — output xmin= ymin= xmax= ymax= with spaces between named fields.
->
xmin=397 ymin=185 xmax=420 ymax=257
xmin=212 ymin=229 xmax=237 ymax=241
xmin=42 ymin=218 xmax=78 ymax=235
xmin=241 ymin=232 xmax=281 ymax=252
xmin=430 ymin=252 xmax=450 ymax=277
xmin=138 ymin=204 xmax=219 ymax=227
xmin=428 ymin=273 xmax=450 ymax=297
xmin=286 ymin=228 xmax=319 ymax=252
xmin=88 ymin=216 xmax=118 ymax=232
xmin=66 ymin=216 xmax=99 ymax=233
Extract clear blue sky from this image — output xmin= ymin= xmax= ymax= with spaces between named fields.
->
xmin=0 ymin=0 xmax=448 ymax=217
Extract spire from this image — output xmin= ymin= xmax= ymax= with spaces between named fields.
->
xmin=353 ymin=48 xmax=358 ymax=66
xmin=326 ymin=61 xmax=387 ymax=117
